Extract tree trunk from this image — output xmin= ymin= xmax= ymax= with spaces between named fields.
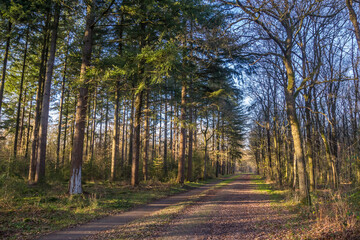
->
xmin=346 ymin=0 xmax=360 ymax=51
xmin=111 ymin=81 xmax=121 ymax=181
xmin=85 ymin=99 xmax=91 ymax=159
xmin=19 ymin=88 xmax=27 ymax=153
xmin=163 ymin=91 xmax=168 ymax=175
xmin=69 ymin=3 xmax=95 ymax=194
xmin=131 ymin=90 xmax=143 ymax=186
xmin=216 ymin=112 xmax=220 ymax=178
xmin=35 ymin=4 xmax=61 ymax=183
xmin=177 ymin=83 xmax=186 ymax=184
xmin=0 ymin=21 xmax=12 ymax=120
xmin=128 ymin=93 xmax=135 ymax=166
xmin=62 ymin=89 xmax=70 ymax=167
xmin=104 ymin=98 xmax=109 ymax=153
xmin=121 ymin=102 xmax=126 ymax=168
xmin=14 ymin=26 xmax=29 ymax=157
xmin=143 ymin=90 xmax=150 ymax=180
xmin=187 ymin=105 xmax=193 ymax=181
xmin=25 ymin=97 xmax=33 ymax=158
xmin=89 ymin=87 xmax=97 ymax=165
xmin=283 ymin=57 xmax=310 ymax=205
xmin=305 ymin=93 xmax=315 ymax=191
xmin=29 ymin=12 xmax=51 ymax=183
xmin=266 ymin=121 xmax=272 ymax=178
xmin=169 ymin=98 xmax=173 ymax=164
xmin=56 ymin=34 xmax=69 ymax=170
xmin=158 ymin=97 xmax=162 ymax=157
xmin=204 ymin=140 xmax=208 ymax=179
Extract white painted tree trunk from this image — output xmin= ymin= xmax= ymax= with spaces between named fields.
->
xmin=69 ymin=168 xmax=82 ymax=194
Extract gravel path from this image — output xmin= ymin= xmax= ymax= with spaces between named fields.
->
xmin=149 ymin=174 xmax=296 ymax=240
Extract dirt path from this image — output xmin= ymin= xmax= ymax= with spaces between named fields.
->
xmin=37 ymin=177 xmax=231 ymax=240
xmin=39 ymin=174 xmax=301 ymax=240
xmin=86 ymin=174 xmax=299 ymax=240
xmin=146 ymin=174 xmax=295 ymax=240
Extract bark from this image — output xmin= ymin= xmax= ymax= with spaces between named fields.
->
xmin=204 ymin=141 xmax=208 ymax=179
xmin=216 ymin=112 xmax=220 ymax=178
xmin=14 ymin=26 xmax=29 ymax=157
xmin=0 ymin=21 xmax=12 ymax=120
xmin=35 ymin=4 xmax=61 ymax=183
xmin=69 ymin=2 xmax=95 ymax=194
xmin=143 ymin=90 xmax=150 ymax=180
xmin=169 ymin=98 xmax=173 ymax=163
xmin=177 ymin=83 xmax=186 ymax=184
xmin=158 ymin=98 xmax=162 ymax=157
xmin=85 ymin=99 xmax=91 ymax=158
xmin=201 ymin=115 xmax=212 ymax=179
xmin=128 ymin=93 xmax=135 ymax=166
xmin=151 ymin=115 xmax=156 ymax=161
xmin=19 ymin=88 xmax=27 ymax=153
xmin=266 ymin=121 xmax=272 ymax=178
xmin=104 ymin=98 xmax=109 ymax=152
xmin=273 ymin=123 xmax=282 ymax=186
xmin=124 ymin=101 xmax=128 ymax=167
xmin=69 ymin=100 xmax=76 ymax=162
xmin=163 ymin=92 xmax=168 ymax=175
xmin=56 ymin=34 xmax=69 ymax=169
xmin=111 ymin=81 xmax=121 ymax=181
xmin=172 ymin=102 xmax=177 ymax=161
xmin=305 ymin=93 xmax=315 ymax=191
xmin=111 ymin=13 xmax=124 ymax=180
xmin=346 ymin=0 xmax=360 ymax=50
xmin=284 ymin=57 xmax=310 ymax=205
xmin=62 ymin=89 xmax=70 ymax=167
xmin=89 ymin=87 xmax=97 ymax=163
xmin=25 ymin=98 xmax=33 ymax=158
xmin=121 ymin=102 xmax=126 ymax=167
xmin=28 ymin=13 xmax=50 ymax=183
xmin=187 ymin=105 xmax=193 ymax=181
xmin=131 ymin=90 xmax=143 ymax=186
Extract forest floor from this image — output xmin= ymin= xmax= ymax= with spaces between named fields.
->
xmin=0 ymin=176 xmax=224 ymax=240
xmin=3 ymin=174 xmax=360 ymax=240
xmin=86 ymin=174 xmax=360 ymax=240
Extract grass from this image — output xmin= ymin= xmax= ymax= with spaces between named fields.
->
xmin=251 ymin=175 xmax=287 ymax=203
xmin=0 ymin=175 xmax=220 ymax=240
xmin=251 ymin=175 xmax=360 ymax=239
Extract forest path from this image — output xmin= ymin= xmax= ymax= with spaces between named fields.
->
xmin=143 ymin=174 xmax=296 ymax=240
xmin=87 ymin=174 xmax=299 ymax=240
xmin=37 ymin=176 xmax=232 ymax=240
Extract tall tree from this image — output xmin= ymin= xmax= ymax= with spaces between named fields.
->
xmin=69 ymin=2 xmax=95 ymax=194
xmin=35 ymin=3 xmax=61 ymax=183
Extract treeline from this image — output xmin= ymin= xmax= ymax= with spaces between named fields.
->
xmin=221 ymin=0 xmax=360 ymax=204
xmin=0 ymin=0 xmax=246 ymax=194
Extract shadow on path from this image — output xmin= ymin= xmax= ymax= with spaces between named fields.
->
xmin=37 ymin=177 xmax=229 ymax=240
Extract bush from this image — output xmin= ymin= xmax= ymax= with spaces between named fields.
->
xmin=0 ymin=173 xmax=28 ymax=202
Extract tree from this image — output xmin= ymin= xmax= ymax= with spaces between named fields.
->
xmin=35 ymin=2 xmax=61 ymax=183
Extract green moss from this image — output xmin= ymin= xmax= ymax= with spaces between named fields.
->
xmin=252 ymin=175 xmax=286 ymax=203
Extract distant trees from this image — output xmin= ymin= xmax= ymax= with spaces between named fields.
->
xmin=220 ymin=0 xmax=360 ymax=204
xmin=0 ymin=0 xmax=245 ymax=194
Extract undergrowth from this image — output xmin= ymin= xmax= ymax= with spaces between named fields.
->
xmin=252 ymin=175 xmax=360 ymax=239
xmin=0 ymin=174 xmax=217 ymax=240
